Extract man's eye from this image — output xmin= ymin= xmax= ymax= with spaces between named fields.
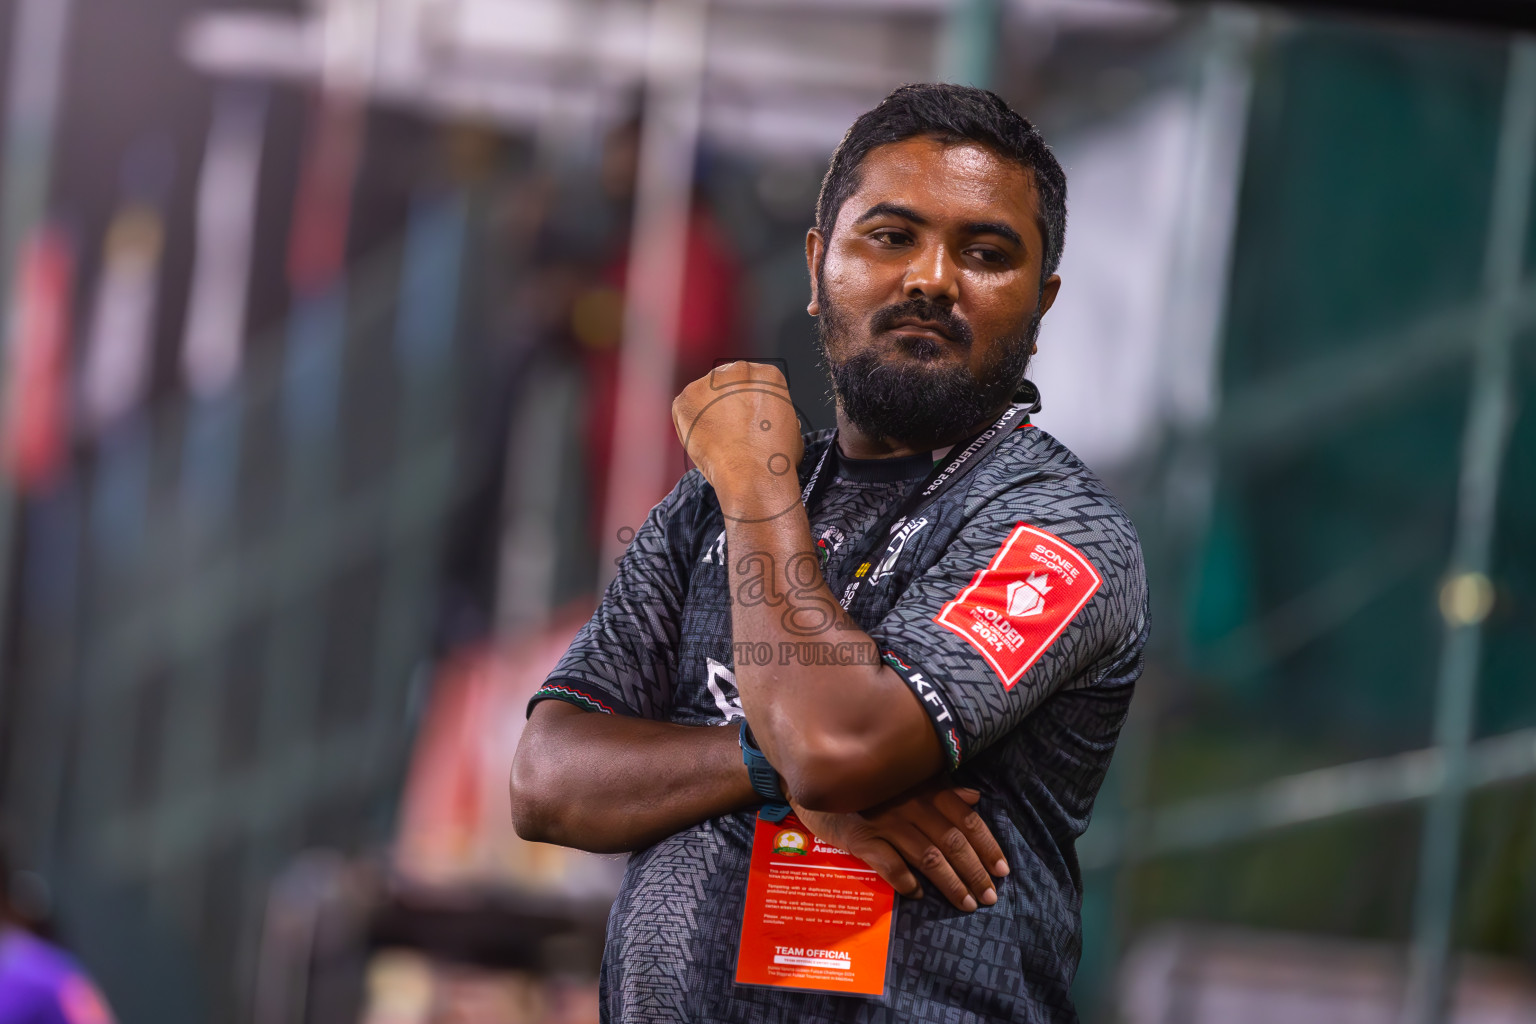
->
xmin=871 ymin=230 xmax=910 ymax=245
xmin=969 ymin=248 xmax=1006 ymax=264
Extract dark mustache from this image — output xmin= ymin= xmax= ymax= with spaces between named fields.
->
xmin=868 ymin=298 xmax=973 ymax=348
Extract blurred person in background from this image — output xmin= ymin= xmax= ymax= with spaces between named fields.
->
xmin=511 ymin=83 xmax=1147 ymax=1023
xmin=435 ymin=111 xmax=743 ymax=651
xmin=0 ymin=844 xmax=114 ymax=1024
xmin=575 ymin=111 xmax=743 ymax=546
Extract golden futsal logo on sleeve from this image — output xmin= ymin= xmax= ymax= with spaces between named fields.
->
xmin=935 ymin=523 xmax=1104 ymax=690
xmin=772 ymin=829 xmax=809 ymax=856
xmin=1006 ymin=573 xmax=1052 ymax=617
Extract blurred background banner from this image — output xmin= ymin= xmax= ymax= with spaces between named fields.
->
xmin=0 ymin=1 xmax=1532 ymax=1022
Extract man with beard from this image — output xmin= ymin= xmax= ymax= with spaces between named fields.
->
xmin=511 ymin=84 xmax=1148 ymax=1023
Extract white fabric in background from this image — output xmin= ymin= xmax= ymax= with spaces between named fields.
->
xmin=1030 ymin=88 xmax=1237 ymax=471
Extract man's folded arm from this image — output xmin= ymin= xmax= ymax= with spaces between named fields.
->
xmin=728 ymin=492 xmax=1129 ymax=815
xmin=511 ymin=697 xmax=1007 ymax=911
xmin=510 ymin=699 xmax=757 ymax=853
xmin=744 ymin=656 xmax=947 ymax=814
xmin=508 ymin=467 xmax=725 ymax=852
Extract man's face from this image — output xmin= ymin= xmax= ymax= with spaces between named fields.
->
xmin=807 ymin=136 xmax=1061 ymax=449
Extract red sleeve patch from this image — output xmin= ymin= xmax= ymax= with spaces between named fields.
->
xmin=933 ymin=523 xmax=1102 ymax=690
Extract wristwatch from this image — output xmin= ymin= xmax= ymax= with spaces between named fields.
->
xmin=739 ymin=720 xmax=792 ymax=822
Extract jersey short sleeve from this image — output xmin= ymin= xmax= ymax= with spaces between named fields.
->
xmin=528 ymin=470 xmax=706 ymax=719
xmin=868 ymin=480 xmax=1146 ymax=769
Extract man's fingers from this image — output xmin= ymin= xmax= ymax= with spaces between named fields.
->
xmin=670 ymin=398 xmax=685 ymax=445
xmin=711 ymin=359 xmax=788 ymax=387
xmin=799 ymin=814 xmax=922 ymax=899
xmin=882 ymin=821 xmax=982 ymax=913
xmin=904 ymin=802 xmax=996 ymax=905
xmin=849 ymin=837 xmax=921 ymax=899
xmin=936 ymin=789 xmax=1009 ymax=878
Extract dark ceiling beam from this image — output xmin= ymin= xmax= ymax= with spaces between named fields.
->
xmin=1183 ymin=0 xmax=1536 ymax=33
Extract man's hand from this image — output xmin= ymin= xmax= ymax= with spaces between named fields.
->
xmin=790 ymin=781 xmax=1010 ymax=912
xmin=671 ymin=362 xmax=805 ymax=519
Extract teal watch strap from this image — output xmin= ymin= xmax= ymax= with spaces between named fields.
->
xmin=739 ymin=720 xmax=792 ymax=822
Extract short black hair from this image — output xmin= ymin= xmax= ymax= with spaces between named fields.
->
xmin=815 ymin=83 xmax=1067 ymax=281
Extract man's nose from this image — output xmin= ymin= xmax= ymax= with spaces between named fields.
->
xmin=903 ymin=241 xmax=960 ymax=305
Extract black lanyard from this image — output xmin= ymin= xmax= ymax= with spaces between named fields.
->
xmin=800 ymin=403 xmax=1027 ymax=610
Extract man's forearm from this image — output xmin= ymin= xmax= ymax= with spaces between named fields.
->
xmin=723 ymin=482 xmax=944 ymax=812
xmin=511 ymin=696 xmax=1007 ymax=914
xmin=511 ymin=701 xmax=758 ymax=853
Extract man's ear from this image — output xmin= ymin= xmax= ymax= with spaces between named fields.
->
xmin=805 ymin=229 xmax=826 ymax=316
xmin=1030 ymin=275 xmax=1062 ymax=355
xmin=1038 ymin=274 xmax=1062 ymax=319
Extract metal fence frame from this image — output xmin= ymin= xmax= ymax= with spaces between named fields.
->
xmin=1082 ymin=29 xmax=1536 ymax=1024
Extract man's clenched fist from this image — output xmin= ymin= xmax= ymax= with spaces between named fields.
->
xmin=671 ymin=362 xmax=806 ymax=521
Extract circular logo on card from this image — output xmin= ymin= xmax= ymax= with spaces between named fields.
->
xmin=773 ymin=829 xmax=809 ymax=856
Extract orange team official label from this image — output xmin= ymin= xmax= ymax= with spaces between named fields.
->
xmin=735 ymin=813 xmax=895 ymax=997
xmin=934 ymin=523 xmax=1102 ymax=690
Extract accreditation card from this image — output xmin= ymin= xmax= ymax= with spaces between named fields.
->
xmin=734 ymin=812 xmax=896 ymax=997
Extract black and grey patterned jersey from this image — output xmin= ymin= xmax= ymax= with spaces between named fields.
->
xmin=530 ymin=419 xmax=1149 ymax=1023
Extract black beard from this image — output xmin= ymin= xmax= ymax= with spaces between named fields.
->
xmin=815 ymin=287 xmax=1039 ymax=451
